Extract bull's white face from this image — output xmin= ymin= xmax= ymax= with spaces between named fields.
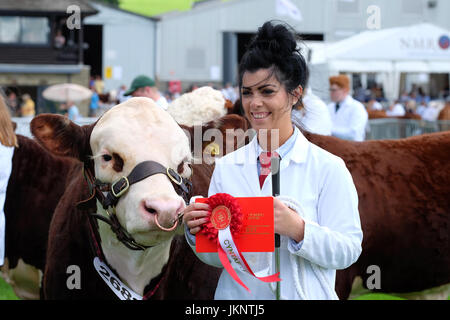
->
xmin=90 ymin=97 xmax=192 ymax=246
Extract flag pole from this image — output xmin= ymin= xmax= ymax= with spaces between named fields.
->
xmin=271 ymin=155 xmax=281 ymax=300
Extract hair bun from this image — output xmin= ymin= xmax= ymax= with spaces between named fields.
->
xmin=238 ymin=20 xmax=309 ymax=107
xmin=249 ymin=21 xmax=298 ymax=57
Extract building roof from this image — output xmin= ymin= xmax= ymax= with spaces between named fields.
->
xmin=0 ymin=0 xmax=98 ymax=16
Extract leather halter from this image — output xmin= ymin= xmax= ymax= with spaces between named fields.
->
xmin=80 ymin=160 xmax=192 ymax=251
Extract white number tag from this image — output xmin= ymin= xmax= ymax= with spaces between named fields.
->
xmin=93 ymin=257 xmax=142 ymax=300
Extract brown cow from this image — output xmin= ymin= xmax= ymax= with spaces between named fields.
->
xmin=367 ymin=109 xmax=422 ymax=120
xmin=181 ymin=112 xmax=449 ymax=299
xmin=2 ymin=134 xmax=80 ymax=298
xmin=306 ymin=131 xmax=449 ymax=298
xmin=438 ymin=102 xmax=450 ymax=121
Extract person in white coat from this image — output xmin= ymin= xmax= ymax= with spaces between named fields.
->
xmin=291 ymin=87 xmax=332 ymax=135
xmin=0 ymin=96 xmax=17 ymax=266
xmin=327 ymin=75 xmax=368 ymax=141
xmin=183 ymin=21 xmax=363 ymax=300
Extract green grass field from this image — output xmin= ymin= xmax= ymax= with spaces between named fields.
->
xmin=0 ymin=277 xmax=19 ymax=300
xmin=1 ymin=274 xmax=448 ymax=300
xmin=119 ymin=0 xmax=208 ymax=17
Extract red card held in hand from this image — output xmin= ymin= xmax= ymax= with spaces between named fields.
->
xmin=196 ymin=196 xmax=274 ymax=253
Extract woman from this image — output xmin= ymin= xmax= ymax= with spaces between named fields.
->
xmin=183 ymin=21 xmax=363 ymax=300
xmin=0 ymin=95 xmax=17 ymax=266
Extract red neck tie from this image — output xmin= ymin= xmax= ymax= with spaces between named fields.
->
xmin=259 ymin=151 xmax=279 ymax=188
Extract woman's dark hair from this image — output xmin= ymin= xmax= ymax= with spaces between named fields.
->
xmin=238 ymin=21 xmax=309 ymax=109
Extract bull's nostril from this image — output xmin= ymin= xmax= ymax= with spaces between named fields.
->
xmin=145 ymin=206 xmax=157 ymax=215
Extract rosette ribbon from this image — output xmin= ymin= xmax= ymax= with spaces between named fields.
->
xmin=201 ymin=193 xmax=281 ymax=292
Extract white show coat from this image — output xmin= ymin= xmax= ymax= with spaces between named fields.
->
xmin=327 ymin=95 xmax=368 ymax=142
xmin=186 ymin=127 xmax=363 ymax=300
xmin=0 ymin=144 xmax=14 ymax=266
xmin=386 ymin=103 xmax=406 ymax=117
xmin=292 ymin=88 xmax=332 ymax=136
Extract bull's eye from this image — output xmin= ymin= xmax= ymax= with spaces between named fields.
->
xmin=102 ymin=154 xmax=112 ymax=162
xmin=112 ymin=153 xmax=124 ymax=172
xmin=177 ymin=162 xmax=184 ymax=175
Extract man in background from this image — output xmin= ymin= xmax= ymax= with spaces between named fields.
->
xmin=124 ymin=75 xmax=168 ymax=110
xmin=20 ymin=94 xmax=35 ymax=118
xmin=327 ymin=75 xmax=368 ymax=141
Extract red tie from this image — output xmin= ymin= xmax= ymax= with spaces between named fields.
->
xmin=259 ymin=151 xmax=279 ymax=188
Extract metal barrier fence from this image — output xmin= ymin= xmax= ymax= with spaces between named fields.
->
xmin=12 ymin=117 xmax=98 ymax=139
xmin=13 ymin=116 xmax=450 ymax=141
xmin=367 ymin=118 xmax=450 ymax=140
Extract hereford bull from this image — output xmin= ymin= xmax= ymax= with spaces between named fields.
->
xmin=29 ymin=97 xmax=250 ymax=299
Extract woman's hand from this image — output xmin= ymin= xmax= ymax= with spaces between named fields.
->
xmin=183 ymin=202 xmax=210 ymax=235
xmin=273 ymin=197 xmax=305 ymax=243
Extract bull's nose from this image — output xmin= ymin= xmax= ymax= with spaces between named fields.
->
xmin=142 ymin=198 xmax=184 ymax=229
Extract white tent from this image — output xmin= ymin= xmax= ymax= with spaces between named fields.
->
xmin=310 ymin=23 xmax=450 ymax=102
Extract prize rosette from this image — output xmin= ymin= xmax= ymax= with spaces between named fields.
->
xmin=200 ymin=193 xmax=280 ymax=292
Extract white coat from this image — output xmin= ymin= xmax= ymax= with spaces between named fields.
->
xmin=185 ymin=127 xmax=363 ymax=300
xmin=292 ymin=88 xmax=333 ymax=136
xmin=327 ymin=95 xmax=368 ymax=142
xmin=0 ymin=144 xmax=14 ymax=266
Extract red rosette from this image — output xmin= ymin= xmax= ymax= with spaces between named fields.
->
xmin=200 ymin=193 xmax=243 ymax=241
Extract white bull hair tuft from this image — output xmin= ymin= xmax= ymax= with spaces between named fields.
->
xmin=167 ymin=86 xmax=227 ymax=126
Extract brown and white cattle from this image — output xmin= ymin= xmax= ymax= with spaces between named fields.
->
xmin=29 ymin=97 xmax=238 ymax=299
xmin=2 ymin=134 xmax=80 ymax=299
xmin=14 ymin=96 xmax=449 ymax=300
xmin=304 ymin=131 xmax=450 ymax=299
xmin=167 ymin=86 xmax=233 ymax=127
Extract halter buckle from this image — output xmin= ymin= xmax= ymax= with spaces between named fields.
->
xmin=111 ymin=176 xmax=130 ymax=198
xmin=166 ymin=168 xmax=182 ymax=185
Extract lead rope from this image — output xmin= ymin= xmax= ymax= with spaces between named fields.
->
xmin=267 ymin=196 xmax=338 ymax=300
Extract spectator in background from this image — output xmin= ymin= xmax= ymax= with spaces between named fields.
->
xmin=89 ymin=87 xmax=100 ymax=117
xmin=399 ymin=91 xmax=410 ymax=104
xmin=66 ymin=100 xmax=80 ymax=121
xmin=124 ymin=75 xmax=168 ymax=110
xmin=327 ymin=75 xmax=368 ymax=141
xmin=422 ymin=101 xmax=441 ymax=121
xmin=117 ymin=85 xmax=129 ymax=104
xmin=187 ymin=84 xmax=199 ymax=93
xmin=20 ymin=94 xmax=35 ymax=117
xmin=405 ymin=100 xmax=417 ymax=114
xmin=89 ymin=76 xmax=95 ymax=89
xmin=415 ymin=100 xmax=428 ymax=118
xmin=292 ymin=87 xmax=332 ymax=136
xmin=94 ymin=75 xmax=105 ymax=95
xmin=0 ymin=95 xmax=17 ymax=267
xmin=366 ymin=96 xmax=383 ymax=111
xmin=416 ymin=87 xmax=430 ymax=105
xmin=386 ymin=100 xmax=406 ymax=117
xmin=6 ymin=92 xmax=18 ymax=116
xmin=54 ymin=30 xmax=66 ymax=49
xmin=221 ymin=82 xmax=238 ymax=103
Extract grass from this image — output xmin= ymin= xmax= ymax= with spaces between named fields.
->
xmin=353 ymin=293 xmax=406 ymax=300
xmin=1 ymin=268 xmax=449 ymax=300
xmin=0 ymin=277 xmax=19 ymax=300
xmin=118 ymin=0 xmax=205 ymax=17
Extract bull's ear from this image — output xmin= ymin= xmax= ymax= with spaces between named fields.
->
xmin=224 ymin=99 xmax=234 ymax=113
xmin=30 ymin=114 xmax=92 ymax=160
